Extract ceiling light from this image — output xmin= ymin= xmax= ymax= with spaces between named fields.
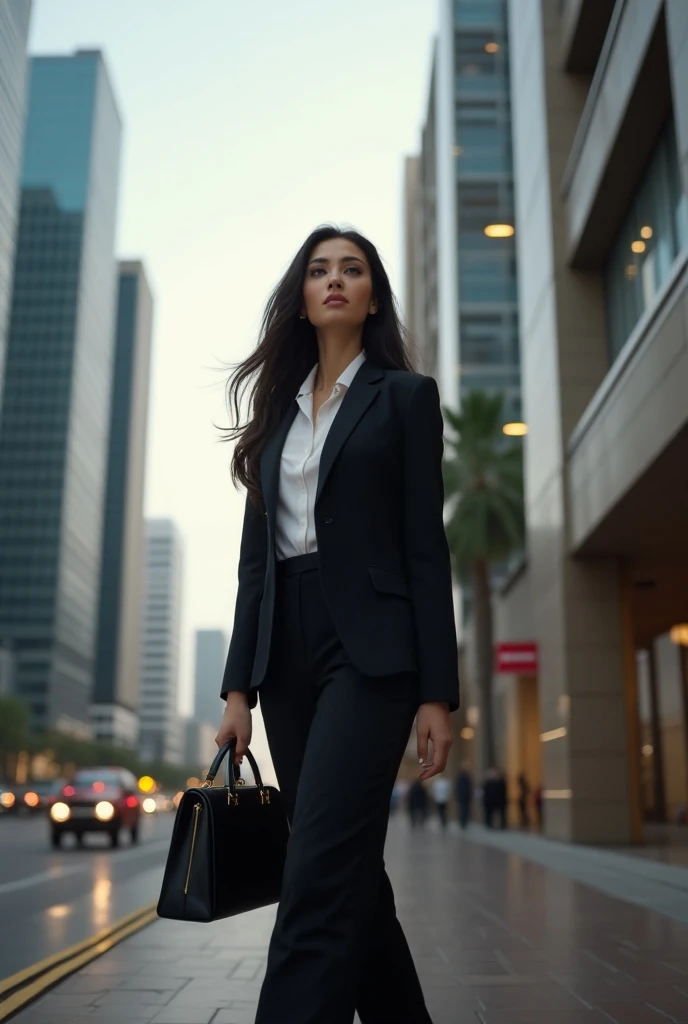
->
xmin=485 ymin=42 xmax=500 ymax=53
xmin=631 ymin=240 xmax=646 ymax=254
xmin=503 ymin=422 xmax=527 ymax=436
xmin=670 ymin=624 xmax=688 ymax=646
xmin=485 ymin=224 xmax=515 ymax=238
xmin=540 ymin=727 xmax=567 ymax=742
xmin=640 ymin=226 xmax=653 ymax=239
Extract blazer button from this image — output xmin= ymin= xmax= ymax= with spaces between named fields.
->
xmin=324 ymin=516 xmax=333 ymax=524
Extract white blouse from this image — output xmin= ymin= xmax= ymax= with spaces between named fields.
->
xmin=275 ymin=350 xmax=366 ymax=561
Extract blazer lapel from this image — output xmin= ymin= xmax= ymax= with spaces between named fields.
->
xmin=316 ymin=361 xmax=384 ymax=504
xmin=261 ymin=401 xmax=298 ymax=528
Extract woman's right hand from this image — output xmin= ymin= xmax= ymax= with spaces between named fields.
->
xmin=215 ymin=692 xmax=252 ymax=762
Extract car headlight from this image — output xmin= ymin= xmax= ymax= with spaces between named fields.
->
xmin=94 ymin=801 xmax=115 ymax=822
xmin=50 ymin=802 xmax=71 ymax=823
xmin=142 ymin=797 xmax=156 ymax=814
xmin=0 ymin=792 xmax=15 ymax=809
xmin=24 ymin=791 xmax=39 ymax=808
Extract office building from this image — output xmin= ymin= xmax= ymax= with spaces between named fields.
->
xmin=405 ymin=0 xmax=521 ymax=425
xmin=183 ymin=717 xmax=216 ymax=771
xmin=0 ymin=52 xmax=122 ymax=735
xmin=92 ymin=262 xmax=154 ymax=749
xmin=0 ymin=645 xmax=15 ymax=696
xmin=193 ymin=629 xmax=226 ymax=727
xmin=491 ymin=0 xmax=688 ymax=842
xmin=0 ymin=0 xmax=32 ymax=409
xmin=139 ymin=519 xmax=184 ymax=765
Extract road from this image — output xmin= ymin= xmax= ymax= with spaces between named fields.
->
xmin=0 ymin=812 xmax=174 ymax=982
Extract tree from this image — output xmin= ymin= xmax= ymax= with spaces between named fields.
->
xmin=0 ymin=695 xmax=31 ymax=780
xmin=442 ymin=391 xmax=525 ymax=771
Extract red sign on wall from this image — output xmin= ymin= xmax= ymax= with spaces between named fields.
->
xmin=495 ymin=641 xmax=539 ymax=675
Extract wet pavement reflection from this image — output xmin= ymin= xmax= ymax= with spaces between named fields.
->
xmin=0 ymin=812 xmax=174 ymax=980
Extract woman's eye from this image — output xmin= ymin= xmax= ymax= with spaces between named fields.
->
xmin=344 ymin=266 xmax=362 ymax=275
xmin=310 ymin=268 xmax=325 ymax=276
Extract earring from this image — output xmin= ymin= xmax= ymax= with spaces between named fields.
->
xmin=299 ymin=314 xmax=306 ymax=320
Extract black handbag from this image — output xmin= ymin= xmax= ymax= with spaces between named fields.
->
xmin=157 ymin=740 xmax=289 ymax=922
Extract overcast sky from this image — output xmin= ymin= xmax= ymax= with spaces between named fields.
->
xmin=28 ymin=0 xmax=438 ymax=754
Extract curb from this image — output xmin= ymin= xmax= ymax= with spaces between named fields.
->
xmin=0 ymin=902 xmax=159 ymax=1021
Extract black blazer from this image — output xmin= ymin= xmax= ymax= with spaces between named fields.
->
xmin=220 ymin=359 xmax=460 ymax=710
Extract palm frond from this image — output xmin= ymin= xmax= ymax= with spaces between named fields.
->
xmin=442 ymin=390 xmax=525 ymax=572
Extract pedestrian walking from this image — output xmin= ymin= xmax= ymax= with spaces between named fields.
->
xmin=455 ymin=763 xmax=473 ymax=829
xmin=482 ymin=767 xmax=498 ymax=828
xmin=495 ymin=768 xmax=508 ymax=829
xmin=517 ymin=771 xmax=531 ymax=828
xmin=390 ymin=778 xmax=409 ymax=815
xmin=431 ymin=774 xmax=451 ymax=829
xmin=215 ymin=226 xmax=460 ymax=1024
xmin=407 ymin=778 xmax=430 ymax=829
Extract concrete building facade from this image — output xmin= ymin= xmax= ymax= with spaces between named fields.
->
xmin=139 ymin=519 xmax=184 ymax=765
xmin=92 ymin=261 xmax=154 ymax=749
xmin=499 ymin=0 xmax=688 ymax=842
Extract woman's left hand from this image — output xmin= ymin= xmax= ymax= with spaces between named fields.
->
xmin=416 ymin=702 xmax=454 ymax=780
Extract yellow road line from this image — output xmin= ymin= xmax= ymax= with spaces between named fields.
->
xmin=0 ymin=903 xmax=158 ymax=1021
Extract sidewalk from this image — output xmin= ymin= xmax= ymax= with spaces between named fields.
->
xmin=11 ymin=815 xmax=688 ymax=1024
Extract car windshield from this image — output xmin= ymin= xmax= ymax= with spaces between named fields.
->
xmin=72 ymin=770 xmax=121 ymax=788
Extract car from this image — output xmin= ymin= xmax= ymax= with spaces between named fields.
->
xmin=49 ymin=767 xmax=141 ymax=849
xmin=0 ymin=784 xmax=19 ymax=814
xmin=21 ymin=779 xmax=67 ymax=814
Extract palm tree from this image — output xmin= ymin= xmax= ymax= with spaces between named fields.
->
xmin=443 ymin=391 xmax=525 ymax=771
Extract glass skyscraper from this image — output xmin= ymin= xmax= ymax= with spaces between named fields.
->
xmin=193 ymin=629 xmax=227 ymax=727
xmin=0 ymin=52 xmax=122 ymax=735
xmin=92 ymin=262 xmax=154 ymax=749
xmin=0 ymin=0 xmax=32 ymax=411
xmin=406 ymin=0 xmax=520 ymax=423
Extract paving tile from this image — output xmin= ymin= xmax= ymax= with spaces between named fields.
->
xmin=597 ymin=1003 xmax=675 ymax=1024
xmin=28 ymin=992 xmax=102 ymax=1009
xmin=147 ymin=1013 xmax=218 ymax=1024
xmin=93 ymin=988 xmax=173 ymax=1007
xmin=211 ymin=1014 xmax=256 ymax=1024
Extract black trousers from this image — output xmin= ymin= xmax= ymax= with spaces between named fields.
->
xmin=255 ymin=553 xmax=432 ymax=1024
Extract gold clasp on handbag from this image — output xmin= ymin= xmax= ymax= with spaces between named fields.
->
xmin=260 ymin=789 xmax=270 ymax=805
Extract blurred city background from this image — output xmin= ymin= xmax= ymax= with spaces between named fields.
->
xmin=2 ymin=0 xmax=688 ymax=1021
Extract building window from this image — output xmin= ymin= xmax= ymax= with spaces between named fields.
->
xmin=455 ymin=101 xmax=512 ymax=174
xmin=455 ymin=28 xmax=508 ymax=97
xmin=606 ymin=118 xmax=688 ymax=363
xmin=454 ymin=0 xmax=503 ymax=27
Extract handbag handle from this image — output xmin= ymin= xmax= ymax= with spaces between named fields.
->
xmin=201 ymin=740 xmax=270 ymax=805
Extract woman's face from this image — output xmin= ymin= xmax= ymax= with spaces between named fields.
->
xmin=301 ymin=238 xmax=376 ymax=329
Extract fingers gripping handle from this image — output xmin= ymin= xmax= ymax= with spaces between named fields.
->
xmin=202 ymin=740 xmax=266 ymax=801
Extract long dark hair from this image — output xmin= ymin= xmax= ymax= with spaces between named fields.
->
xmin=224 ymin=225 xmax=415 ymax=508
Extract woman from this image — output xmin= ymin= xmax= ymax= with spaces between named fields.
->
xmin=216 ymin=225 xmax=459 ymax=1024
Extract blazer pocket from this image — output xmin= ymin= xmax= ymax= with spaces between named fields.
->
xmin=368 ymin=565 xmax=410 ymax=600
